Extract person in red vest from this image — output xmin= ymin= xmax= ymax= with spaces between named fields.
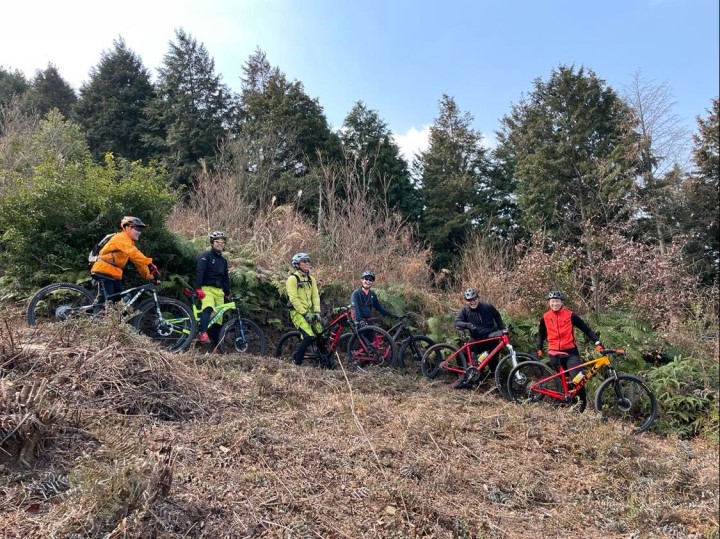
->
xmin=535 ymin=290 xmax=603 ymax=391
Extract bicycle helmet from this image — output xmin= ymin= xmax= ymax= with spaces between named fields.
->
xmin=120 ymin=216 xmax=146 ymax=229
xmin=291 ymin=252 xmax=311 ymax=268
xmin=463 ymin=288 xmax=479 ymax=300
xmin=209 ymin=230 xmax=227 ymax=244
xmin=361 ymin=270 xmax=375 ymax=281
xmin=547 ymin=290 xmax=565 ymax=300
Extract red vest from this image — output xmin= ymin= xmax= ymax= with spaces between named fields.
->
xmin=543 ymin=307 xmax=576 ymax=350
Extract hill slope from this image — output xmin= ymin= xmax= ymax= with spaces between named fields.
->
xmin=1 ymin=311 xmax=718 ymax=538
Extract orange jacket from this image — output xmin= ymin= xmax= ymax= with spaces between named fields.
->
xmin=90 ymin=229 xmax=153 ymax=280
xmin=542 ymin=307 xmax=576 ymax=350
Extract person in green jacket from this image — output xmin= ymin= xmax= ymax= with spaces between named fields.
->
xmin=286 ymin=252 xmax=324 ymax=365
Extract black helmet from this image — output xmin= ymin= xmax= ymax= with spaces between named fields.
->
xmin=209 ymin=230 xmax=227 ymax=244
xmin=120 ymin=216 xmax=146 ymax=229
xmin=547 ymin=290 xmax=564 ymax=300
xmin=361 ymin=270 xmax=375 ymax=281
xmin=291 ymin=252 xmax=311 ymax=268
xmin=463 ymin=288 xmax=479 ymax=300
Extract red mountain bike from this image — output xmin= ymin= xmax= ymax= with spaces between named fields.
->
xmin=506 ymin=348 xmax=658 ymax=434
xmin=275 ymin=306 xmax=397 ymax=370
xmin=421 ymin=330 xmax=534 ymax=399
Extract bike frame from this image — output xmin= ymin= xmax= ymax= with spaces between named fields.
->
xmin=528 ymin=353 xmax=615 ymax=402
xmin=441 ymin=333 xmax=512 ymax=374
xmin=387 ymin=316 xmax=414 ymax=345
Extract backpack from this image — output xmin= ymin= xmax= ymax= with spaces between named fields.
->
xmin=88 ymin=233 xmax=116 ymax=266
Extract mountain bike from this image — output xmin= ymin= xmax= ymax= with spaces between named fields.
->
xmin=506 ymin=349 xmax=658 ymax=434
xmin=275 ymin=306 xmax=397 ymax=370
xmin=421 ymin=330 xmax=534 ymax=399
xmin=184 ymin=289 xmax=266 ymax=356
xmin=385 ymin=314 xmax=434 ymax=374
xmin=26 ymin=279 xmax=196 ymax=352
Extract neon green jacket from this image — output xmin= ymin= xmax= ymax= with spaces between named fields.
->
xmin=286 ymin=270 xmax=320 ymax=315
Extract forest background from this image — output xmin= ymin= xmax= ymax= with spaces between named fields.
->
xmin=0 ymin=30 xmax=717 ymax=439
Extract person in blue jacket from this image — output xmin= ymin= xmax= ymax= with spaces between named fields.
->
xmin=350 ymin=270 xmax=398 ymax=324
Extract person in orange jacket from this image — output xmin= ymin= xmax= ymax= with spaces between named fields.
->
xmin=90 ymin=216 xmax=159 ymax=303
xmin=536 ymin=290 xmax=603 ymax=406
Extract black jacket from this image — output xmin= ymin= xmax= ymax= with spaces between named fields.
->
xmin=195 ymin=248 xmax=230 ymax=295
xmin=455 ymin=303 xmax=506 ymax=338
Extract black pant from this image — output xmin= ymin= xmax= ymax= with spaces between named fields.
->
xmin=469 ymin=340 xmax=498 ymax=372
xmin=93 ymin=275 xmax=123 ymax=303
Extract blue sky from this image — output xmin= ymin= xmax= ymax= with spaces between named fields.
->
xmin=2 ymin=0 xmax=718 ymax=160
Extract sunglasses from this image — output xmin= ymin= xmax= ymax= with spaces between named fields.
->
xmin=362 ymin=277 xmax=375 ymax=282
xmin=466 ymin=297 xmax=479 ymax=302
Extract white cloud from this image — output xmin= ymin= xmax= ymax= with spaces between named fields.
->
xmin=393 ymin=125 xmax=430 ymax=165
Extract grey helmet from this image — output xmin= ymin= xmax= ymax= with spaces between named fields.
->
xmin=547 ymin=290 xmax=565 ymax=300
xmin=120 ymin=216 xmax=146 ymax=229
xmin=361 ymin=270 xmax=376 ymax=281
xmin=209 ymin=230 xmax=227 ymax=244
xmin=463 ymin=288 xmax=479 ymax=300
xmin=291 ymin=252 xmax=311 ymax=268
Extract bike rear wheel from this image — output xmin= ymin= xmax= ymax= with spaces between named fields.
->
xmin=132 ymin=297 xmax=196 ymax=353
xmin=494 ymin=352 xmax=535 ymax=400
xmin=420 ymin=343 xmax=467 ymax=384
xmin=398 ymin=335 xmax=435 ymax=374
xmin=507 ymin=361 xmax=560 ymax=405
xmin=26 ymin=283 xmax=96 ymax=325
xmin=346 ymin=326 xmax=397 ymax=370
xmin=594 ymin=374 xmax=657 ymax=434
xmin=217 ymin=317 xmax=266 ymax=356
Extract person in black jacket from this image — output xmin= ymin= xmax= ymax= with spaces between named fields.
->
xmin=194 ymin=231 xmax=231 ymax=344
xmin=454 ymin=288 xmax=507 ymax=372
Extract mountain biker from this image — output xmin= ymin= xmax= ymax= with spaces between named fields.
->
xmin=454 ymin=288 xmax=507 ymax=373
xmin=286 ymin=252 xmax=325 ymax=365
xmin=536 ymin=290 xmax=603 ymax=404
xmin=90 ymin=216 xmax=159 ymax=303
xmin=350 ymin=270 xmax=398 ymax=324
xmin=194 ymin=231 xmax=231 ymax=345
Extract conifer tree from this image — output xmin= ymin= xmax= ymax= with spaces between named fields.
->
xmin=25 ymin=64 xmax=76 ymax=118
xmin=145 ymin=29 xmax=236 ymax=189
xmin=339 ymin=101 xmax=421 ymax=220
xmin=497 ymin=65 xmax=638 ymax=242
xmin=74 ymin=39 xmax=154 ymax=161
xmin=415 ymin=95 xmax=493 ymax=270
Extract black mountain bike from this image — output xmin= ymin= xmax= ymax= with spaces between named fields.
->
xmin=26 ymin=279 xmax=196 ymax=353
xmin=385 ymin=314 xmax=434 ymax=374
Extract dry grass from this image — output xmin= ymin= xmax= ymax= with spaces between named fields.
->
xmin=1 ymin=311 xmax=718 ymax=538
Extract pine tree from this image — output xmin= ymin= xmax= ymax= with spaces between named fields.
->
xmin=24 ymin=64 xmax=77 ymax=118
xmin=74 ymin=39 xmax=155 ymax=162
xmin=339 ymin=101 xmax=421 ymax=220
xmin=681 ymin=98 xmax=719 ymax=285
xmin=415 ymin=95 xmax=493 ymax=270
xmin=236 ymin=48 xmax=341 ymax=213
xmin=0 ymin=66 xmax=30 ymax=110
xmin=497 ymin=65 xmax=639 ymax=242
xmin=145 ymin=29 xmax=236 ymax=189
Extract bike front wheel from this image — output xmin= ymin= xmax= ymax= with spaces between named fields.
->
xmin=398 ymin=335 xmax=435 ymax=374
xmin=132 ymin=297 xmax=196 ymax=353
xmin=420 ymin=343 xmax=467 ymax=384
xmin=346 ymin=326 xmax=397 ymax=370
xmin=594 ymin=374 xmax=657 ymax=434
xmin=26 ymin=282 xmax=96 ymax=325
xmin=495 ymin=352 xmax=536 ymax=400
xmin=217 ymin=317 xmax=266 ymax=356
xmin=274 ymin=330 xmax=324 ymax=365
xmin=507 ymin=361 xmax=560 ymax=405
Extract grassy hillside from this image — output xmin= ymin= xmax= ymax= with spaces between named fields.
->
xmin=1 ymin=307 xmax=718 ymax=539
